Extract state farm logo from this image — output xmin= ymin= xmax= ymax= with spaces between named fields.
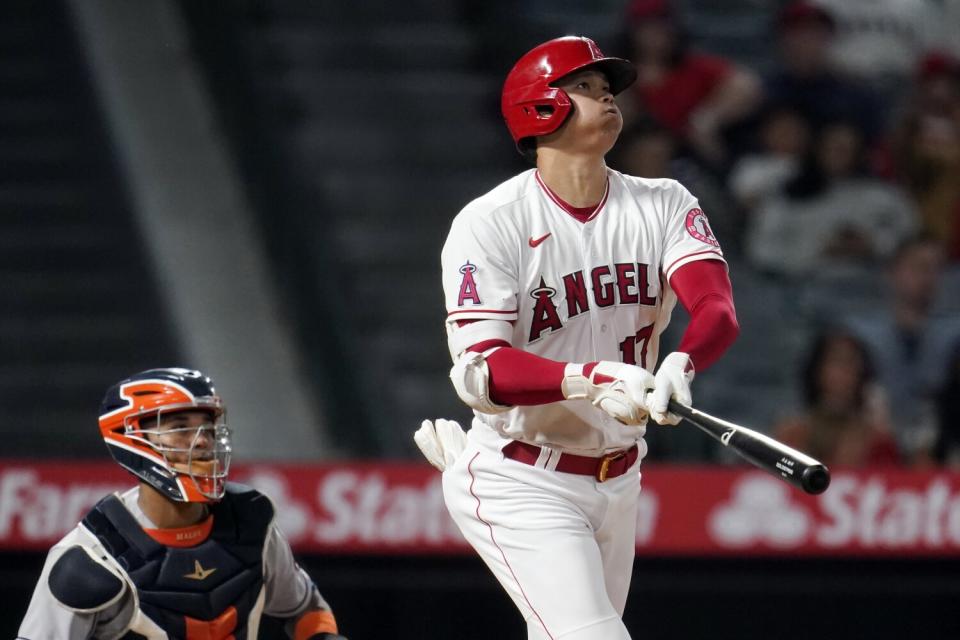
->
xmin=233 ymin=469 xmax=470 ymax=548
xmin=709 ymin=475 xmax=811 ymax=548
xmin=0 ymin=469 xmax=128 ymax=542
xmin=817 ymin=476 xmax=960 ymax=548
xmin=0 ymin=466 xmax=468 ymax=550
xmin=240 ymin=470 xmax=311 ymax=543
xmin=313 ymin=471 xmax=464 ymax=545
xmin=708 ymin=474 xmax=960 ymax=550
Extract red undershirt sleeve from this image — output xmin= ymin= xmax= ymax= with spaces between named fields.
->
xmin=462 ymin=336 xmax=570 ymax=406
xmin=484 ymin=346 xmax=570 ymax=405
xmin=670 ymin=259 xmax=739 ymax=372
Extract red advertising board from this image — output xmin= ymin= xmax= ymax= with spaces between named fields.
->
xmin=2 ymin=461 xmax=960 ymax=556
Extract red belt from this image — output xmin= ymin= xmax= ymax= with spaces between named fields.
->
xmin=501 ymin=440 xmax=639 ymax=482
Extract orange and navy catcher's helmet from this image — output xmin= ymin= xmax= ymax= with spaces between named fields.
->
xmin=99 ymin=368 xmax=231 ymax=503
xmin=501 ymin=36 xmax=637 ymax=153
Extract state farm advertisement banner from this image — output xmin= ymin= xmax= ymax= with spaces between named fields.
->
xmin=2 ymin=461 xmax=960 ymax=556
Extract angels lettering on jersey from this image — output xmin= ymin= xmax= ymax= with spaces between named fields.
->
xmin=443 ymin=170 xmax=725 ymax=370
xmin=454 ymin=254 xmax=661 ymax=365
xmin=525 ymin=263 xmax=657 ymax=343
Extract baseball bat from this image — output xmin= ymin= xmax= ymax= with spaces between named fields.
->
xmin=667 ymin=400 xmax=831 ymax=495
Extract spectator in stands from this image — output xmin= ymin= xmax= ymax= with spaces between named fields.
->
xmin=816 ymin=0 xmax=945 ymax=96
xmin=845 ymin=235 xmax=960 ymax=462
xmin=614 ymin=117 xmax=739 ymax=252
xmin=933 ymin=342 xmax=960 ymax=468
xmin=612 ymin=117 xmax=676 ymax=179
xmin=774 ymin=329 xmax=899 ymax=467
xmin=763 ymin=1 xmax=884 ymax=144
xmin=887 ymin=52 xmax=960 ymax=260
xmin=746 ymin=120 xmax=917 ymax=276
xmin=729 ymin=104 xmax=811 ymax=213
xmin=621 ymin=0 xmax=762 ymax=168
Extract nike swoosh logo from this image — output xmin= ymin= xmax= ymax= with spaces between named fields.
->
xmin=528 ymin=233 xmax=552 ymax=248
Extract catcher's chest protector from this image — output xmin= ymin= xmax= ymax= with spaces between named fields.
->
xmin=81 ymin=484 xmax=273 ymax=639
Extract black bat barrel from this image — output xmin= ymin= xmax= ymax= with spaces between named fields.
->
xmin=667 ymin=400 xmax=831 ymax=495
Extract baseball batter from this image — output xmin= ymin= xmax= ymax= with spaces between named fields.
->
xmin=18 ymin=368 xmax=347 ymax=640
xmin=417 ymin=36 xmax=739 ymax=639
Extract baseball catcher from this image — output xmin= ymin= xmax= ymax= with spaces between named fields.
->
xmin=18 ymin=367 xmax=348 ymax=640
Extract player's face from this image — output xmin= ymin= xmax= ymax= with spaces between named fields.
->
xmin=144 ymin=410 xmax=222 ymax=466
xmin=127 ymin=403 xmax=231 ymax=501
xmin=144 ymin=409 xmax=231 ymax=500
xmin=546 ymin=69 xmax=623 ymax=156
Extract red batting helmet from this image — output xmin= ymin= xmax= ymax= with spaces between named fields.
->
xmin=501 ymin=36 xmax=637 ymax=151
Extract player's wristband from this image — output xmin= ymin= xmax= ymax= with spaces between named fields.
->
xmin=560 ymin=362 xmax=604 ymax=400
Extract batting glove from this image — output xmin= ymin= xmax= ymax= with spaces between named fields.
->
xmin=414 ymin=418 xmax=468 ymax=471
xmin=562 ymin=361 xmax=654 ymax=425
xmin=650 ymin=352 xmax=694 ymax=426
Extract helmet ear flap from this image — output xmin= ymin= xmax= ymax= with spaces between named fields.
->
xmin=504 ymin=87 xmax=573 ymax=145
xmin=528 ymin=87 xmax=572 ymax=122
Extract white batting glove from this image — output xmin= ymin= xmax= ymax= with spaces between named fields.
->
xmin=650 ymin=352 xmax=694 ymax=426
xmin=414 ymin=419 xmax=468 ymax=471
xmin=562 ymin=361 xmax=654 ymax=425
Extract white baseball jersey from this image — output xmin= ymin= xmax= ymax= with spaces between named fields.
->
xmin=441 ymin=168 xmax=724 ymax=454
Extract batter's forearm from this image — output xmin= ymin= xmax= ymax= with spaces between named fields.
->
xmin=677 ymin=294 xmax=739 ymax=371
xmin=456 ymin=340 xmax=652 ymax=425
xmin=670 ymin=259 xmax=739 ymax=372
xmin=464 ymin=339 xmax=607 ymax=406
xmin=478 ymin=346 xmax=653 ymax=426
xmin=481 ymin=344 xmax=569 ymax=405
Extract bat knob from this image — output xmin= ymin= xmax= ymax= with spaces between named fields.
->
xmin=801 ymin=465 xmax=830 ymax=495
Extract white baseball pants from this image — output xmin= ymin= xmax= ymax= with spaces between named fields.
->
xmin=442 ymin=428 xmax=640 ymax=640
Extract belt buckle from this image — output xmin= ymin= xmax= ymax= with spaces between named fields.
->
xmin=596 ymin=451 xmax=627 ymax=482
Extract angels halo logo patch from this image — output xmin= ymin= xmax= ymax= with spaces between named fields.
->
xmin=685 ymin=208 xmax=719 ymax=247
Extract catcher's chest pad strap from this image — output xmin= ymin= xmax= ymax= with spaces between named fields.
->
xmin=80 ymin=485 xmax=274 ymax=634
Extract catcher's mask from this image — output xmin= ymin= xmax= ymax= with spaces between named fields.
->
xmin=99 ymin=368 xmax=232 ymax=503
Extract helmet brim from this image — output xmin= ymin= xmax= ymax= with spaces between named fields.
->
xmin=552 ymin=57 xmax=638 ymax=96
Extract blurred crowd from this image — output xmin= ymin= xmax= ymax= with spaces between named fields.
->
xmin=609 ymin=0 xmax=960 ymax=469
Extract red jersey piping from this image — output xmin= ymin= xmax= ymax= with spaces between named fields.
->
xmin=664 ymin=249 xmax=724 ymax=276
xmin=447 ymin=308 xmax=518 ymax=317
xmin=535 ymin=171 xmax=609 ymax=224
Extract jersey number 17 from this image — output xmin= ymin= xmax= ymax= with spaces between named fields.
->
xmin=619 ymin=324 xmax=654 ymax=368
